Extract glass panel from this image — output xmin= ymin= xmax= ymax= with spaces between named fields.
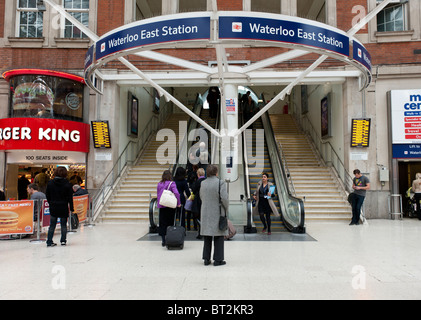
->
xmin=64 ymin=0 xmax=73 ymax=9
xmin=28 ymin=0 xmax=36 ymax=8
xmin=74 ymin=0 xmax=82 ymax=9
xmin=19 ymin=26 xmax=28 ymax=38
xmin=251 ymin=0 xmax=280 ymax=14
xmin=136 ymin=0 xmax=162 ymax=20
xmin=19 ymin=0 xmax=28 ymax=8
xmin=297 ymin=0 xmax=326 ymax=23
xmin=179 ymin=0 xmax=207 ymax=13
xmin=9 ymin=75 xmax=84 ymax=121
xmin=82 ymin=0 xmax=89 ymax=9
xmin=377 ymin=11 xmax=384 ymax=25
xmin=377 ymin=4 xmax=406 ymax=32
xmin=385 ymin=21 xmax=394 ymax=32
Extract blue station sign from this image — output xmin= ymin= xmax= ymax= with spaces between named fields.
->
xmin=219 ymin=15 xmax=350 ymax=57
xmin=95 ymin=16 xmax=211 ymax=62
xmin=353 ymin=40 xmax=372 ymax=72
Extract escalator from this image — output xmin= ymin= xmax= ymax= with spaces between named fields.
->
xmin=246 ymin=117 xmax=285 ymax=232
xmin=243 ymin=98 xmax=305 ymax=234
xmin=149 ymin=95 xmax=219 ymax=232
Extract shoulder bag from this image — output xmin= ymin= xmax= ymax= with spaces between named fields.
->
xmin=159 ymin=182 xmax=177 ymax=208
xmin=218 ymin=180 xmax=228 ymax=231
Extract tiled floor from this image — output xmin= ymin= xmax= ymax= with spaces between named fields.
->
xmin=1 ymin=219 xmax=421 ymax=300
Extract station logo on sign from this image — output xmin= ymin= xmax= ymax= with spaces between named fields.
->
xmin=101 ymin=42 xmax=106 ymax=53
xmin=232 ymin=22 xmax=242 ymax=32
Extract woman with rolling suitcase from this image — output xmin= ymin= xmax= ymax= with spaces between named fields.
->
xmin=157 ymin=170 xmax=181 ymax=247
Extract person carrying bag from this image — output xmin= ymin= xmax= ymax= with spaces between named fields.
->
xmin=157 ymin=170 xmax=181 ymax=247
xmin=199 ymin=165 xmax=229 ymax=266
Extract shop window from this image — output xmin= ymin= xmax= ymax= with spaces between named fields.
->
xmin=251 ymin=0 xmax=281 ymax=14
xmin=62 ymin=0 xmax=90 ymax=38
xmin=179 ymin=0 xmax=207 ymax=13
xmin=8 ymin=75 xmax=84 ymax=122
xmin=136 ymin=0 xmax=162 ymax=20
xmin=297 ymin=0 xmax=326 ymax=23
xmin=17 ymin=0 xmax=44 ymax=38
xmin=376 ymin=1 xmax=408 ymax=32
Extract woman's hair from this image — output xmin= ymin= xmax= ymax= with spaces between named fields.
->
xmin=54 ymin=166 xmax=68 ymax=178
xmin=207 ymin=164 xmax=218 ymax=177
xmin=262 ymin=172 xmax=269 ymax=178
xmin=174 ymin=167 xmax=186 ymax=181
xmin=197 ymin=168 xmax=205 ymax=177
xmin=160 ymin=170 xmax=173 ymax=183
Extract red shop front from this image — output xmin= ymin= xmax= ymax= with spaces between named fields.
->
xmin=1 ymin=69 xmax=90 ymax=200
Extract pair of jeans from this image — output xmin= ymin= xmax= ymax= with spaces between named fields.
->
xmin=202 ymin=236 xmax=224 ymax=262
xmin=351 ymin=194 xmax=365 ymax=224
xmin=47 ymin=216 xmax=68 ymax=245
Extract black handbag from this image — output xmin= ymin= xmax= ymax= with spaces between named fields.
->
xmin=347 ymin=192 xmax=355 ymax=204
xmin=218 ymin=181 xmax=228 ymax=231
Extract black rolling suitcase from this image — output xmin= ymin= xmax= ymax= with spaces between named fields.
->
xmin=165 ymin=206 xmax=185 ymax=250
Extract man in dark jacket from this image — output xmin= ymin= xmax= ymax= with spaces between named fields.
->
xmin=46 ymin=166 xmax=74 ymax=247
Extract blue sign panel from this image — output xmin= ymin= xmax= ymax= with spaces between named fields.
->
xmin=85 ymin=44 xmax=94 ymax=70
xmin=219 ymin=16 xmax=349 ymax=57
xmin=392 ymin=144 xmax=421 ymax=159
xmin=96 ymin=17 xmax=210 ymax=61
xmin=353 ymin=41 xmax=372 ymax=72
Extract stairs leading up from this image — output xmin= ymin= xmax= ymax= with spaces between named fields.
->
xmin=269 ymin=114 xmax=352 ymax=223
xmin=100 ymin=113 xmax=189 ymax=224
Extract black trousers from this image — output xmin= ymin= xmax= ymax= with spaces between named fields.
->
xmin=202 ymin=236 xmax=224 ymax=262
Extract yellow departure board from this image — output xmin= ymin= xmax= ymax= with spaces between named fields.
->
xmin=91 ymin=121 xmax=111 ymax=148
xmin=351 ymin=118 xmax=371 ymax=147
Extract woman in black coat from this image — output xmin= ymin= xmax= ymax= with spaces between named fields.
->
xmin=46 ymin=166 xmax=74 ymax=247
xmin=174 ymin=167 xmax=191 ymax=229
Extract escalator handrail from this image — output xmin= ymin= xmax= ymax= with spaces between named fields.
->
xmin=149 ymin=197 xmax=158 ymax=232
xmin=261 ymin=111 xmax=305 ymax=233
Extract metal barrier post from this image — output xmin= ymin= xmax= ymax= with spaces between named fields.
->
xmin=30 ymin=200 xmax=46 ymax=244
xmin=84 ymin=195 xmax=95 ymax=228
xmin=388 ymin=194 xmax=403 ymax=220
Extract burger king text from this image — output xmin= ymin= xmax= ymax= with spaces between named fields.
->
xmin=0 ymin=127 xmax=81 ymax=143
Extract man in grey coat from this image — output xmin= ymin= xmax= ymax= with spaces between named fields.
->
xmin=200 ymin=165 xmax=229 ymax=266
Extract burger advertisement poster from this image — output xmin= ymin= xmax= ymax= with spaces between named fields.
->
xmin=73 ymin=195 xmax=89 ymax=223
xmin=0 ymin=201 xmax=34 ymax=236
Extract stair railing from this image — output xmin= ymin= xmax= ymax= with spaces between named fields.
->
xmin=277 ymin=140 xmax=297 ymax=196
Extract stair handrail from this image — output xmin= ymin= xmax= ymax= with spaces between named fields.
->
xmin=240 ymin=109 xmax=254 ymax=232
xmin=91 ymin=101 xmax=171 ymax=221
xmin=277 ymin=140 xmax=297 ymax=196
xmin=300 ymin=115 xmax=354 ymax=193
